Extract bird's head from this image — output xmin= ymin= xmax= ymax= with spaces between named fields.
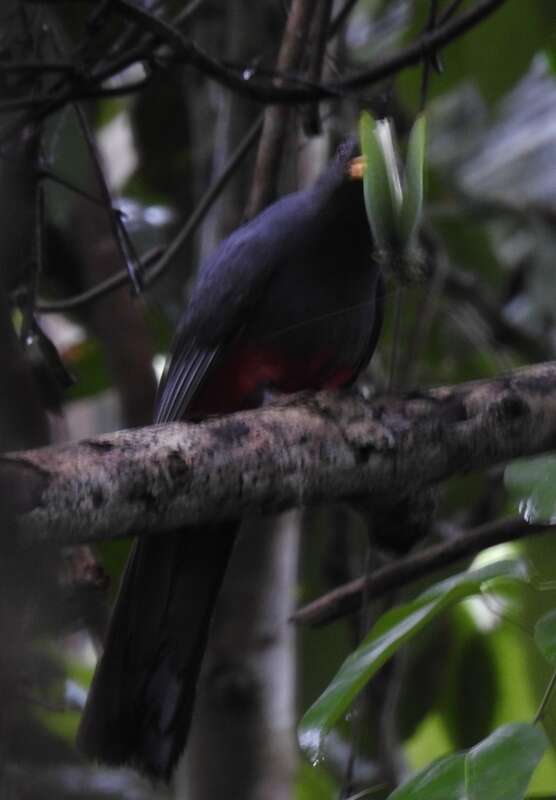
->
xmin=347 ymin=156 xmax=365 ymax=180
xmin=331 ymin=136 xmax=364 ymax=181
xmin=320 ymin=136 xmax=367 ymax=194
xmin=314 ymin=137 xmax=369 ymax=231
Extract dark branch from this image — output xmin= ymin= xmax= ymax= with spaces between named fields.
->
xmin=1 ymin=0 xmax=507 ymax=146
xmin=245 ymin=0 xmax=316 ymax=218
xmin=165 ymin=0 xmax=509 ymax=103
xmin=293 ymin=516 xmax=553 ymax=626
xmin=35 ymin=113 xmax=263 ymax=313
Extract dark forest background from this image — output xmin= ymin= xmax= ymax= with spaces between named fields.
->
xmin=3 ymin=1 xmax=556 ymax=798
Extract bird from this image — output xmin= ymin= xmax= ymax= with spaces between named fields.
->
xmin=77 ymin=137 xmax=384 ymax=781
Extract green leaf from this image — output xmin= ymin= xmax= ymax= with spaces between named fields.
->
xmin=387 ymin=724 xmax=546 ymax=800
xmin=400 ymin=114 xmax=427 ymax=247
xmin=465 ymin=723 xmax=547 ymax=800
xmin=298 ymin=561 xmax=528 ymax=757
xmin=388 ymin=753 xmax=466 ymax=799
xmin=296 ymin=760 xmax=336 ymax=800
xmin=359 ymin=111 xmax=402 ymax=252
xmin=535 ymin=609 xmax=556 ymax=665
xmin=444 ymin=625 xmax=498 ymax=749
xmin=505 ymin=454 xmax=556 ymax=524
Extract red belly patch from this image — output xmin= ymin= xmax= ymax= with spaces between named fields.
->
xmin=187 ymin=342 xmax=354 ymax=417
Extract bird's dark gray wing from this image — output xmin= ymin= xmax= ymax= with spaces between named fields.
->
xmin=155 ymin=340 xmax=218 ymax=424
xmin=154 ymin=188 xmax=315 ymax=423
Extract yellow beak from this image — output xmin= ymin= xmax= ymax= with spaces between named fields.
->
xmin=348 ymin=156 xmax=366 ymax=180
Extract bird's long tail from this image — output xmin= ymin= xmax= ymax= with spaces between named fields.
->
xmin=77 ymin=524 xmax=236 ymax=780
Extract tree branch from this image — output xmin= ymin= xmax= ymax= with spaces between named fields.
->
xmin=154 ymin=0 xmax=510 ymax=104
xmin=293 ymin=516 xmax=553 ymax=626
xmin=1 ymin=0 xmax=507 ymax=144
xmin=245 ymin=0 xmax=316 ymax=218
xmin=35 ymin=113 xmax=263 ymax=313
xmin=4 ymin=361 xmax=556 ymax=548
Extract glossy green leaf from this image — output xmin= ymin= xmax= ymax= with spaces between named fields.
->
xmin=359 ymin=111 xmax=402 ymax=251
xmin=465 ymin=723 xmax=547 ymax=800
xmin=376 ymin=118 xmax=403 ymax=220
xmin=388 ymin=753 xmax=466 ymax=799
xmin=296 ymin=759 xmax=336 ymax=800
xmin=298 ymin=561 xmax=528 ymax=759
xmin=388 ymin=723 xmax=546 ymax=800
xmin=445 ymin=626 xmax=498 ymax=749
xmin=400 ymin=114 xmax=427 ymax=246
xmin=505 ymin=454 xmax=556 ymax=524
xmin=535 ymin=608 xmax=556 ymax=665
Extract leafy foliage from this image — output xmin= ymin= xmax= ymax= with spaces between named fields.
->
xmin=388 ymin=723 xmax=547 ymax=800
xmin=300 ymin=561 xmax=528 ymax=757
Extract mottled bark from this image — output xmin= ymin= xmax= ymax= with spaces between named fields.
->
xmin=4 ymin=361 xmax=556 ymax=548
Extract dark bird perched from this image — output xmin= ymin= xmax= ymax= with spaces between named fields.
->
xmin=77 ymin=138 xmax=384 ymax=780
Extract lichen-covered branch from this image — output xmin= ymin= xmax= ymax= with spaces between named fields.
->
xmin=4 ymin=361 xmax=556 ymax=547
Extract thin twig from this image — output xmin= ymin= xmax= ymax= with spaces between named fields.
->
xmin=440 ymin=0 xmax=466 ymax=24
xmin=0 ymin=60 xmax=78 ymax=75
xmin=36 ymin=113 xmax=264 ymax=313
xmin=245 ymin=0 xmax=317 ymax=218
xmin=328 ymin=0 xmax=360 ymax=39
xmin=21 ymin=179 xmax=45 ymax=344
xmin=293 ymin=517 xmax=554 ymax=626
xmin=73 ymin=101 xmax=143 ymax=293
xmin=169 ymin=0 xmax=509 ymax=103
xmin=171 ymin=0 xmax=206 ymax=28
xmin=50 ymin=23 xmax=144 ymax=293
xmin=0 ymin=0 xmax=508 ymax=145
xmin=302 ymin=0 xmax=334 ymax=136
xmin=534 ymin=667 xmax=556 ymax=724
xmin=419 ymin=0 xmax=440 ymax=111
xmin=38 ymin=166 xmax=109 ymax=209
xmin=0 ymin=76 xmax=148 ymax=116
